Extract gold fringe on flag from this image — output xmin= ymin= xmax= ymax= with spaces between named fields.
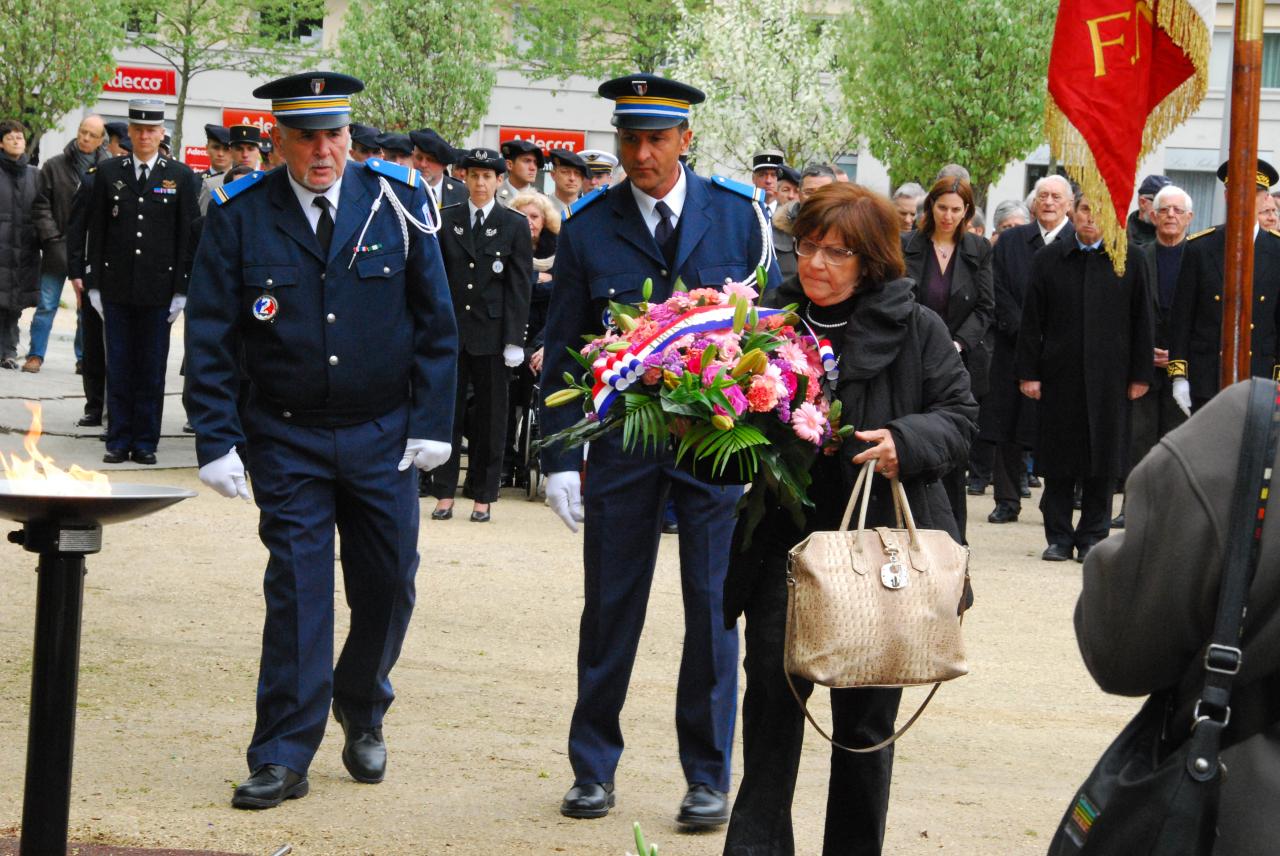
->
xmin=1045 ymin=0 xmax=1210 ymax=275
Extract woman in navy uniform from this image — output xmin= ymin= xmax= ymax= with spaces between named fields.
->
xmin=184 ymin=71 xmax=458 ymax=810
xmin=539 ymin=73 xmax=781 ymax=828
xmin=425 ymin=148 xmax=533 ymax=522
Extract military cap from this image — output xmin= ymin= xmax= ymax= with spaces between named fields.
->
xmin=597 ymin=73 xmax=705 ymax=130
xmin=350 ymin=122 xmax=382 ymax=149
xmin=127 ymin=98 xmax=166 ymax=126
xmin=460 ymin=148 xmax=507 ymax=175
xmin=259 ymin=137 xmax=274 ymax=156
xmin=752 ymin=150 xmax=785 ymax=173
xmin=1136 ymin=174 xmax=1172 ymax=197
xmin=580 ymin=149 xmax=618 ymax=175
xmin=500 ymin=138 xmax=545 ymax=169
xmin=1216 ymin=159 xmax=1280 ymax=192
xmin=377 ymin=133 xmax=413 ymax=156
xmin=548 ymin=148 xmax=590 ymax=178
xmin=229 ymin=124 xmax=262 ymax=145
xmin=252 ymin=71 xmax=364 ymax=130
xmin=409 ymin=128 xmax=455 ymax=164
xmin=105 ymin=121 xmax=129 ymax=140
xmin=779 ymin=164 xmax=802 ymax=185
xmin=204 ymin=124 xmax=231 ymax=146
xmin=160 ymin=134 xmax=172 ymax=151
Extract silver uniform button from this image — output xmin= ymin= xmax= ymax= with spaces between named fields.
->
xmin=469 ymin=262 xmax=474 ymax=269
xmin=467 ymin=283 xmax=473 ymax=289
xmin=320 ymin=273 xmax=325 ymax=280
xmin=496 ymin=251 xmax=501 ymax=257
xmin=134 ymin=248 xmax=141 ymax=255
xmin=725 ymin=276 xmax=732 ymax=284
xmin=464 ymin=304 xmax=471 ymax=311
xmin=383 ymin=266 xmax=390 ymax=274
xmin=608 ymin=288 xmax=615 ymax=295
xmin=266 ymin=278 xmax=273 ymax=286
xmin=282 ymin=411 xmax=292 ymax=418
xmin=136 ymin=232 xmax=142 ymax=238
xmin=328 ymin=355 xmax=339 ymax=366
xmin=137 ymin=214 xmax=143 ymax=220
xmin=660 ymin=269 xmax=668 ymax=277
xmin=326 ymin=313 xmax=336 ymax=323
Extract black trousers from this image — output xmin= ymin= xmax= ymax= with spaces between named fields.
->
xmin=1040 ymin=476 xmax=1112 ymax=549
xmin=968 ymin=438 xmax=993 ymax=483
xmin=80 ymin=304 xmax=106 ymax=420
xmin=723 ymin=562 xmax=901 ymax=856
xmin=429 ymin=351 xmax=509 ymax=504
xmin=1128 ymin=384 xmax=1187 ymax=475
xmin=103 ymin=302 xmax=170 ymax=454
xmin=992 ymin=441 xmax=1025 ymax=510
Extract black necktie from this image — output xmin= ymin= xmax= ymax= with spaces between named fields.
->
xmin=314 ymin=196 xmax=334 ymax=256
xmin=655 ymin=200 xmax=676 ymax=260
xmin=138 ymin=163 xmax=149 ymax=185
xmin=474 ymin=208 xmax=484 ymax=232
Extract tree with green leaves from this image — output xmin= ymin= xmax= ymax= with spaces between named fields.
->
xmin=127 ymin=0 xmax=324 ymax=152
xmin=669 ymin=0 xmax=855 ymax=174
xmin=510 ymin=0 xmax=706 ymax=82
xmin=0 ymin=0 xmax=125 ymax=144
xmin=840 ymin=0 xmax=1056 ymax=202
xmin=336 ymin=0 xmax=499 ymax=141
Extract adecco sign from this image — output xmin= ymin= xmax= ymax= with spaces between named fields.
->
xmin=103 ymin=66 xmax=176 ymax=97
xmin=183 ymin=146 xmax=210 ymax=172
xmin=222 ymin=109 xmax=275 ymax=136
xmin=498 ymin=127 xmax=586 ymax=157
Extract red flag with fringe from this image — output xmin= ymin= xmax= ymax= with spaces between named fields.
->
xmin=1046 ymin=0 xmax=1212 ymax=272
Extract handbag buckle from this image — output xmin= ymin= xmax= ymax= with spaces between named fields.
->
xmin=1192 ymin=699 xmax=1231 ymax=730
xmin=1204 ymin=643 xmax=1242 ymax=675
xmin=881 ymin=544 xmax=909 ymax=590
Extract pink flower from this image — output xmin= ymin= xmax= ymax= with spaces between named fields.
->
xmin=722 ymin=280 xmax=759 ymax=302
xmin=723 ymin=384 xmax=749 ymax=415
xmin=747 ymin=375 xmax=779 ymax=412
xmin=642 ymin=366 xmax=663 ymax=385
xmin=687 ymin=287 xmax=724 ymax=305
xmin=702 ymin=331 xmax=741 ymax=361
xmin=776 ymin=341 xmax=809 ymax=373
xmin=791 ymin=402 xmax=827 ymax=444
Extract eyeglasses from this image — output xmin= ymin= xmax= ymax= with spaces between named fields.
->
xmin=1155 ymin=206 xmax=1188 ymax=216
xmin=796 ymin=239 xmax=856 ymax=265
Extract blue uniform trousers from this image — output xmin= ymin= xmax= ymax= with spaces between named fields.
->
xmin=241 ymin=400 xmax=420 ymax=775
xmin=103 ymin=301 xmax=170 ymax=454
xmin=571 ymin=431 xmax=741 ymax=791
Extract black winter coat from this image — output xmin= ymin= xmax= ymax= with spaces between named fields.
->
xmin=31 ymin=139 xmax=109 ymax=278
xmin=0 ymin=153 xmax=41 ymax=312
xmin=724 ymin=275 xmax=978 ymax=627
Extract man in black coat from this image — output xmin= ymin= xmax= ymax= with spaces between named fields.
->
xmin=1016 ymin=190 xmax=1153 ymax=563
xmin=1168 ymin=159 xmax=1280 ymax=413
xmin=66 ymin=168 xmax=105 ymax=426
xmin=425 ymin=148 xmax=532 ymax=522
xmin=982 ymin=174 xmax=1075 ymax=523
xmin=85 ymin=98 xmax=200 ymax=464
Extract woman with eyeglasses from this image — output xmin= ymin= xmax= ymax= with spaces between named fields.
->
xmin=722 ymin=182 xmax=978 ymax=856
xmin=900 ymin=177 xmax=994 ymax=542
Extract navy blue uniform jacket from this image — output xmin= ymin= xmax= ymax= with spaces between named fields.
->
xmin=185 ymin=162 xmax=459 ymax=465
xmin=539 ymin=165 xmax=781 ymax=474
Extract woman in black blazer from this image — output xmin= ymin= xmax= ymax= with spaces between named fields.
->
xmin=901 ymin=176 xmax=993 ymax=541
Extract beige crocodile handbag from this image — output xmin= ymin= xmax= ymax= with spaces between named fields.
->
xmin=784 ymin=460 xmax=971 ymax=751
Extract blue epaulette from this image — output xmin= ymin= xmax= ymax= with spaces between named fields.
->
xmin=711 ymin=174 xmax=765 ymax=205
xmin=211 ymin=170 xmax=266 ymax=206
xmin=364 ymin=157 xmax=422 ymax=188
xmin=564 ymin=186 xmax=607 ymax=220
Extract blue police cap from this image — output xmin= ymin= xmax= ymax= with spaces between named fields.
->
xmin=252 ymin=71 xmax=364 ymax=130
xmin=350 ymin=123 xmax=382 ymax=149
xmin=548 ymin=148 xmax=590 ymax=178
xmin=597 ymin=74 xmax=705 ymax=130
xmin=204 ymin=124 xmax=231 ymax=146
xmin=377 ymin=133 xmax=413 ymax=156
xmin=461 ymin=148 xmax=507 ymax=175
xmin=409 ymin=128 xmax=455 ymax=164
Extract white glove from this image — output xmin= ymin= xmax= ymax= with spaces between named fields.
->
xmin=547 ymin=470 xmax=585 ymax=533
xmin=88 ymin=289 xmax=103 ymax=316
xmin=1171 ymin=377 xmax=1192 ymax=417
xmin=167 ymin=293 xmax=187 ymax=323
xmin=398 ymin=438 xmax=451 ymax=472
xmin=503 ymin=344 xmax=524 ymax=368
xmin=198 ymin=449 xmax=250 ymax=501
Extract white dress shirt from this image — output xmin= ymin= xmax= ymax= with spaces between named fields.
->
xmin=134 ymin=154 xmax=159 ymax=183
xmin=467 ymin=198 xmax=496 ymax=227
xmin=1039 ymin=217 xmax=1069 ymax=245
xmin=287 ymin=172 xmax=342 ymax=234
xmin=631 ymin=167 xmax=688 ymax=238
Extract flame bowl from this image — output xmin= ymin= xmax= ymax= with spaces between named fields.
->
xmin=0 ymin=481 xmax=197 ymax=527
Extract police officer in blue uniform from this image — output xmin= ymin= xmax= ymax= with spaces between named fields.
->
xmin=539 ymin=73 xmax=781 ymax=828
xmin=185 ymin=71 xmax=458 ymax=810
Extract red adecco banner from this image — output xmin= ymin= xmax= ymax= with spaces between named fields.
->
xmin=103 ymin=66 xmax=176 ymax=97
xmin=498 ymin=126 xmax=586 ymax=157
xmin=184 ymin=145 xmax=210 ymax=172
xmin=222 ymin=109 xmax=275 ymax=136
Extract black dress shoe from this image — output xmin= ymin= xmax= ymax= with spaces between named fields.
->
xmin=470 ymin=509 xmax=491 ymax=523
xmin=182 ymin=422 xmax=195 ymax=434
xmin=102 ymin=449 xmax=128 ymax=464
xmin=987 ymin=504 xmax=1019 ymax=524
xmin=1110 ymin=513 xmax=1125 ymax=529
xmin=430 ymin=506 xmax=453 ymax=520
xmin=131 ymin=450 xmax=157 ymax=465
xmin=1042 ymin=543 xmax=1074 ymax=562
xmin=676 ymin=783 xmax=729 ymax=828
xmin=231 ymin=764 xmax=308 ymax=809
xmin=333 ymin=705 xmax=386 ymax=783
xmin=560 ymin=782 xmax=615 ymax=819
xmin=76 ymin=414 xmax=102 ymax=428
xmin=1027 ymin=474 xmax=1042 ymax=488
xmin=1076 ymin=543 xmax=1095 ymax=563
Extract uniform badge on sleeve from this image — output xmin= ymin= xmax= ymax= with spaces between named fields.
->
xmin=252 ymin=293 xmax=279 ymax=322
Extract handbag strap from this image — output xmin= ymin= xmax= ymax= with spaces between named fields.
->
xmin=841 ymin=460 xmax=918 ymax=547
xmin=1185 ymin=379 xmax=1280 ymax=782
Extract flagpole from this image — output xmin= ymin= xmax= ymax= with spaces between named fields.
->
xmin=1221 ymin=0 xmax=1265 ymax=388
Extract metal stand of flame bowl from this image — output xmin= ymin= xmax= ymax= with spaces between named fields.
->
xmin=1 ymin=403 xmax=194 ymax=856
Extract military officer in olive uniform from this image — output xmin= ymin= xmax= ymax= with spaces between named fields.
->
xmin=1168 ymin=159 xmax=1280 ymax=413
xmin=185 ymin=71 xmax=459 ymax=810
xmin=539 ymin=73 xmax=780 ymax=828
xmin=85 ymin=97 xmax=200 ymax=465
xmin=425 ymin=147 xmax=533 ymax=522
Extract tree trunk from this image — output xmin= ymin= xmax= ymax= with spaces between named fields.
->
xmin=174 ymin=68 xmax=189 ymax=157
